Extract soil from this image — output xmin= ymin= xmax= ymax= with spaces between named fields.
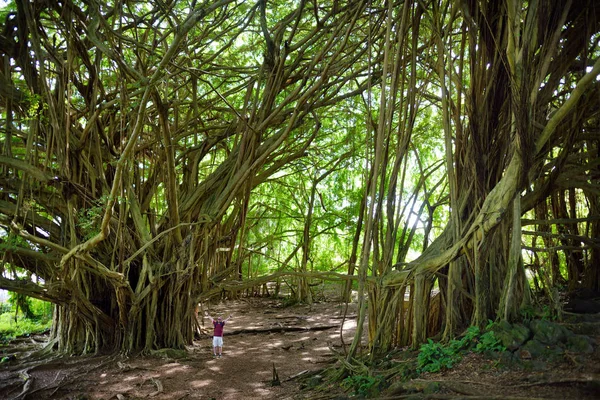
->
xmin=0 ymin=297 xmax=599 ymax=400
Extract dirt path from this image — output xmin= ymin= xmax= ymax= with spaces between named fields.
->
xmin=0 ymin=298 xmax=359 ymax=400
xmin=177 ymin=298 xmax=357 ymax=400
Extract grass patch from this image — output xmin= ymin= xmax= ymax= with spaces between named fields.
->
xmin=0 ymin=312 xmax=52 ymax=343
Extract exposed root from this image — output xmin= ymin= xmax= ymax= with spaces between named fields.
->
xmin=150 ymin=377 xmax=163 ymax=396
xmin=14 ymin=370 xmax=34 ymax=400
xmin=378 ymin=395 xmax=549 ymax=400
xmin=512 ymin=375 xmax=600 ymax=388
xmin=226 ymin=324 xmax=339 ymax=336
xmin=284 ymin=369 xmax=310 ymax=382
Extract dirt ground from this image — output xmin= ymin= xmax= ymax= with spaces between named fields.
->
xmin=1 ymin=297 xmax=599 ymax=400
xmin=0 ymin=298 xmax=360 ymax=400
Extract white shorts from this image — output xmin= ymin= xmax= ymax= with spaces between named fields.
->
xmin=213 ymin=336 xmax=223 ymax=347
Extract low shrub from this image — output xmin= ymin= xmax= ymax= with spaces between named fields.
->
xmin=342 ymin=374 xmax=385 ymax=397
xmin=417 ymin=321 xmax=505 ymax=374
xmin=417 ymin=339 xmax=461 ymax=373
xmin=475 ymin=330 xmax=505 ymax=353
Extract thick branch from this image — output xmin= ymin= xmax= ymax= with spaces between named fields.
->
xmin=0 ymin=276 xmax=64 ymax=304
xmin=0 ymin=156 xmax=54 ymax=182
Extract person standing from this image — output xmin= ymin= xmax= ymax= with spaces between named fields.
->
xmin=205 ymin=312 xmax=231 ymax=358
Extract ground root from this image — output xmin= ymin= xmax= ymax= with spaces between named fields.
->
xmin=413 ymin=376 xmax=600 ymax=395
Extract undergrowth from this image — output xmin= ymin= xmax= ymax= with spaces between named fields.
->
xmin=341 ymin=374 xmax=385 ymax=398
xmin=0 ymin=312 xmax=52 ymax=343
xmin=337 ymin=322 xmax=504 ymax=398
xmin=417 ymin=321 xmax=505 ymax=373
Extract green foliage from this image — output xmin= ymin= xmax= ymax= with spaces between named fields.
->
xmin=341 ymin=374 xmax=385 ymax=398
xmin=475 ymin=331 xmax=505 ymax=353
xmin=8 ymin=292 xmax=34 ymax=319
xmin=0 ymin=2 xmax=16 ymax=29
xmin=25 ymin=93 xmax=43 ymax=119
xmin=417 ymin=339 xmax=461 ymax=373
xmin=520 ymin=304 xmax=558 ymax=322
xmin=0 ymin=293 xmax=52 ymax=345
xmin=540 ymin=305 xmax=559 ymax=321
xmin=0 ymin=302 xmax=10 ymax=314
xmin=0 ymin=311 xmax=52 ymax=343
xmin=77 ymin=195 xmax=125 ymax=240
xmin=450 ymin=325 xmax=480 ymax=351
xmin=3 ymin=296 xmax=52 ymax=321
xmin=520 ymin=305 xmax=536 ymax=322
xmin=417 ymin=322 xmax=505 ymax=374
xmin=77 ymin=201 xmax=105 ymax=239
xmin=30 ymin=298 xmax=53 ymax=318
xmin=0 ymin=233 xmax=29 ymax=251
xmin=463 ymin=321 xmax=505 ymax=354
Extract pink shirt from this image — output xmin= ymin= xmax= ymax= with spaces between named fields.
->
xmin=213 ymin=321 xmax=225 ymax=337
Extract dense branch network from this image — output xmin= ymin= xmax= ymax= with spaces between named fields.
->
xmin=0 ymin=0 xmax=598 ymax=357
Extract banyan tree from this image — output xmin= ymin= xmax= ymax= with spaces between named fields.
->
xmin=0 ymin=0 xmax=599 ymax=362
xmin=351 ymin=0 xmax=600 ymax=358
xmin=0 ymin=0 xmax=380 ymax=353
